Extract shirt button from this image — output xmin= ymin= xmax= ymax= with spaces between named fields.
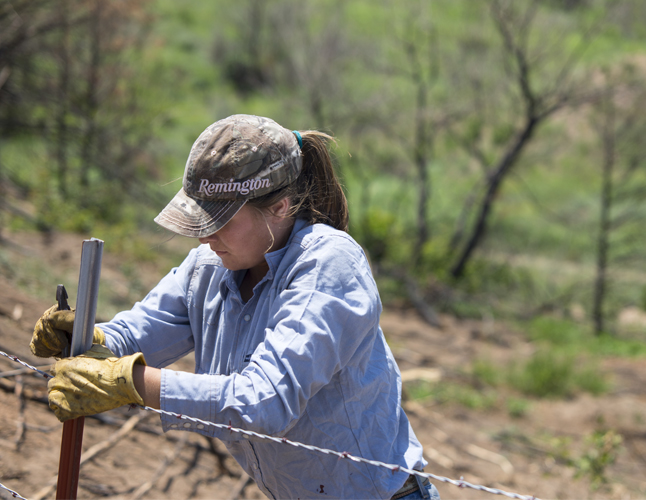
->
xmin=252 ymin=463 xmax=259 ymax=470
xmin=244 ymin=314 xmax=251 ymax=322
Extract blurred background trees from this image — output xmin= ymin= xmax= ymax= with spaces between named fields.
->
xmin=3 ymin=0 xmax=646 ymax=338
xmin=0 ymin=0 xmax=165 ymax=233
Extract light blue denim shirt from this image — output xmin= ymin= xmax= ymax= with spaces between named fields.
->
xmin=100 ymin=219 xmax=427 ymax=499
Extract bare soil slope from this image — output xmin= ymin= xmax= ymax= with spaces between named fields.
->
xmin=0 ymin=232 xmax=645 ymax=500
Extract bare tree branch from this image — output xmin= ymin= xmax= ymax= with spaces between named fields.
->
xmin=450 ymin=0 xmax=598 ymax=277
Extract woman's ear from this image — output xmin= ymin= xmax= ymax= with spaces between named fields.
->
xmin=270 ymin=197 xmax=292 ymax=218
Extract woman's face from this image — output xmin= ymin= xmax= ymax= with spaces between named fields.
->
xmin=198 ymin=200 xmax=293 ymax=274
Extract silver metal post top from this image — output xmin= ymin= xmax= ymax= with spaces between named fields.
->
xmin=70 ymin=238 xmax=104 ymax=357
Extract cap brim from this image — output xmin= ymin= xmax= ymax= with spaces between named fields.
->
xmin=154 ymin=188 xmax=246 ymax=238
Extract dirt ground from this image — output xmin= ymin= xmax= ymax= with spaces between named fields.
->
xmin=0 ymin=232 xmax=645 ymax=500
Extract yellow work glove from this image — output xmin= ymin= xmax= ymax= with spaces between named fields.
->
xmin=47 ymin=344 xmax=146 ymax=422
xmin=30 ymin=305 xmax=106 ymax=358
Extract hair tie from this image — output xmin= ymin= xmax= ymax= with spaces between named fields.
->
xmin=292 ymin=130 xmax=303 ymax=149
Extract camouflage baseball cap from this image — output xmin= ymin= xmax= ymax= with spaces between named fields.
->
xmin=154 ymin=115 xmax=303 ymax=237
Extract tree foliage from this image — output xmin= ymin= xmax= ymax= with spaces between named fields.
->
xmin=0 ymin=0 xmax=167 ymax=232
xmin=3 ymin=0 xmax=646 ymax=332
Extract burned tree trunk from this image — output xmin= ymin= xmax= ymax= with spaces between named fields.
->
xmin=592 ymin=112 xmax=614 ymax=335
xmin=451 ymin=116 xmax=538 ymax=278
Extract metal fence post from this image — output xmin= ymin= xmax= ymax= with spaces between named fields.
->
xmin=56 ymin=238 xmax=103 ymax=500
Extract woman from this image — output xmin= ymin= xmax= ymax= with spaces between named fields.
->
xmin=31 ymin=115 xmax=439 ymax=500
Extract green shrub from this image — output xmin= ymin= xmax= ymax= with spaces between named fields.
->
xmin=528 ymin=316 xmax=587 ymax=345
xmin=527 ymin=316 xmax=646 ymax=357
xmin=351 ymin=208 xmax=401 ymax=265
xmin=471 ymin=359 xmax=501 ymax=386
xmin=574 ymin=366 xmax=610 ymax=396
xmin=574 ymin=430 xmax=623 ymax=488
xmin=506 ymin=397 xmax=531 ymax=418
xmin=405 ymin=380 xmax=497 ymax=410
xmin=590 ymin=333 xmax=646 ymax=357
xmin=509 ymin=350 xmax=575 ymax=398
xmin=509 ymin=349 xmax=610 ymax=398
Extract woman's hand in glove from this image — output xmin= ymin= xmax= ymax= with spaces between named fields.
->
xmin=30 ymin=305 xmax=106 ymax=358
xmin=47 ymin=345 xmax=146 ymax=422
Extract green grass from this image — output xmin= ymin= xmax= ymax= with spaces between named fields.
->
xmin=528 ymin=316 xmax=646 ymax=357
xmin=405 ymin=348 xmax=608 ymax=410
xmin=405 ymin=380 xmax=498 ymax=411
xmin=469 ymin=347 xmax=610 ymax=401
xmin=471 ymin=359 xmax=501 ymax=387
xmin=574 ymin=430 xmax=624 ymax=488
xmin=3 ymin=0 xmax=646 ymax=369
xmin=508 ymin=350 xmax=576 ymax=398
xmin=506 ymin=397 xmax=531 ymax=418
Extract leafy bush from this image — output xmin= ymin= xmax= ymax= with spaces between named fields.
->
xmin=471 ymin=359 xmax=501 ymax=386
xmin=528 ymin=316 xmax=587 ymax=345
xmin=543 ymin=428 xmax=623 ymax=488
xmin=508 ymin=349 xmax=609 ymax=398
xmin=351 ymin=208 xmax=400 ymax=265
xmin=506 ymin=397 xmax=531 ymax=418
xmin=405 ymin=380 xmax=497 ymax=410
xmin=574 ymin=430 xmax=623 ymax=488
xmin=509 ymin=350 xmax=575 ymax=398
xmin=574 ymin=366 xmax=610 ymax=396
xmin=528 ymin=316 xmax=646 ymax=357
xmin=591 ymin=333 xmax=646 ymax=357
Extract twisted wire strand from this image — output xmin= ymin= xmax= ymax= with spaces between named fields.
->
xmin=0 ymin=350 xmax=52 ymax=379
xmin=142 ymin=406 xmax=537 ymax=500
xmin=0 ymin=481 xmax=30 ymax=500
xmin=0 ymin=349 xmax=539 ymax=500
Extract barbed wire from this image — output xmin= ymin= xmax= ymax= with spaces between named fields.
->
xmin=0 ymin=481 xmax=30 ymax=500
xmin=0 ymin=351 xmax=52 ymax=380
xmin=142 ymin=406 xmax=538 ymax=500
xmin=0 ymin=349 xmax=540 ymax=500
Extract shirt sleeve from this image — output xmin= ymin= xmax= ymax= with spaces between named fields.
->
xmin=99 ymin=247 xmax=199 ymax=368
xmin=160 ymin=233 xmax=382 ymax=437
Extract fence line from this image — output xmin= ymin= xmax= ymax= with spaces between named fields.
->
xmin=0 ymin=351 xmax=51 ymax=380
xmin=0 ymin=480 xmax=30 ymax=500
xmin=0 ymin=349 xmax=539 ymax=500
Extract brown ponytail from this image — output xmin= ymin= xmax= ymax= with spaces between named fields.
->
xmin=248 ymin=130 xmax=349 ymax=232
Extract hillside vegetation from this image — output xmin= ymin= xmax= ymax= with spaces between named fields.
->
xmin=2 ymin=1 xmax=646 ymax=498
xmin=3 ymin=0 xmax=646 ymax=331
xmin=2 ymin=0 xmax=646 ymax=351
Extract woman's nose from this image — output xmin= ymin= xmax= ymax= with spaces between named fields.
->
xmin=199 ymin=234 xmax=217 ymax=244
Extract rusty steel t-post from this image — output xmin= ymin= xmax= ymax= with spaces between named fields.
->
xmin=56 ymin=238 xmax=104 ymax=500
